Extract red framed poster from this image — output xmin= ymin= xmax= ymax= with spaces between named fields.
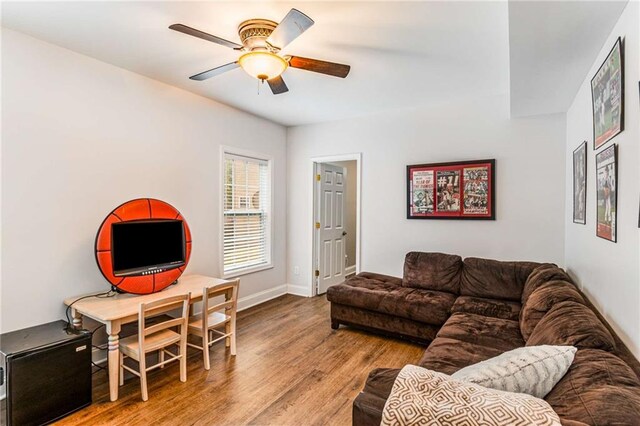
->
xmin=407 ymin=159 xmax=495 ymax=220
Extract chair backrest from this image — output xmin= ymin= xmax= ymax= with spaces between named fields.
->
xmin=202 ymin=280 xmax=239 ymax=327
xmin=138 ymin=293 xmax=191 ymax=347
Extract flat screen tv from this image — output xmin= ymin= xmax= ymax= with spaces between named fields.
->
xmin=111 ymin=219 xmax=185 ymax=276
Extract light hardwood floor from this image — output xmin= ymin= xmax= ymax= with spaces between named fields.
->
xmin=57 ymin=294 xmax=424 ymax=425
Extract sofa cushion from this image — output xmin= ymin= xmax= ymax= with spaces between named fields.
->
xmin=544 ymin=349 xmax=640 ymax=425
xmin=520 ymin=280 xmax=585 ymax=340
xmin=418 ymin=313 xmax=525 ymax=375
xmin=460 ymin=257 xmax=542 ymax=301
xmin=353 ymin=271 xmax=403 ymax=286
xmin=402 ymin=252 xmax=462 ymax=293
xmin=527 ymin=301 xmax=616 ymax=352
xmin=521 ymin=264 xmax=572 ymax=305
xmin=451 ymin=296 xmax=521 ymax=321
xmin=326 ymin=273 xmax=456 ymax=326
xmin=419 ymin=337 xmax=508 ymax=375
xmin=436 ymin=312 xmax=525 ymax=351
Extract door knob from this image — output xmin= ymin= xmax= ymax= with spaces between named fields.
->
xmin=342 ymin=231 xmax=347 ymax=236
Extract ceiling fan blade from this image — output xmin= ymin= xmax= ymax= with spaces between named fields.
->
xmin=189 ymin=62 xmax=239 ymax=81
xmin=266 ymin=9 xmax=314 ymax=50
xmin=169 ymin=24 xmax=243 ymax=50
xmin=288 ymin=56 xmax=351 ymax=78
xmin=267 ymin=76 xmax=289 ymax=95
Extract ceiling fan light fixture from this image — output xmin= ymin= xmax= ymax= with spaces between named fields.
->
xmin=171 ymin=9 xmax=349 ymax=95
xmin=238 ymin=51 xmax=288 ymax=81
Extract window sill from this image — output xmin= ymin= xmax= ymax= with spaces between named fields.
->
xmin=223 ymin=263 xmax=274 ymax=279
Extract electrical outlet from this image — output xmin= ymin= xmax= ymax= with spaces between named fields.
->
xmin=293 ymin=266 xmax=300 ymax=275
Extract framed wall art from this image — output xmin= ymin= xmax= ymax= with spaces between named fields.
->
xmin=595 ymin=144 xmax=617 ymax=242
xmin=407 ymin=159 xmax=495 ymax=220
xmin=573 ymin=141 xmax=587 ymax=224
xmin=591 ymin=37 xmax=624 ymax=150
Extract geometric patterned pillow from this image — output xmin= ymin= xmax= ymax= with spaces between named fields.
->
xmin=381 ymin=365 xmax=561 ymax=426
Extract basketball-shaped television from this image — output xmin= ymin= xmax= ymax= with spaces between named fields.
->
xmin=95 ymin=198 xmax=192 ymax=294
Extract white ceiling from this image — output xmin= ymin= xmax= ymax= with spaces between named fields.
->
xmin=0 ymin=1 xmax=628 ymax=126
xmin=1 ymin=1 xmax=510 ymax=126
xmin=509 ymin=0 xmax=628 ymax=118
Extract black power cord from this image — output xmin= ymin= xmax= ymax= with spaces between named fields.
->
xmin=91 ymin=360 xmax=107 ymax=373
xmin=64 ymin=290 xmax=116 ymax=329
xmin=90 ymin=323 xmax=109 ymax=374
xmin=64 ymin=291 xmax=116 ymax=374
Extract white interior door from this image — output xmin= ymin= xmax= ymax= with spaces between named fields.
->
xmin=317 ymin=163 xmax=347 ymax=294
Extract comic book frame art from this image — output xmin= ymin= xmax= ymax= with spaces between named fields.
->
xmin=573 ymin=141 xmax=587 ymax=225
xmin=595 ymin=144 xmax=617 ymax=242
xmin=591 ymin=37 xmax=624 ymax=150
xmin=406 ymin=159 xmax=495 ymax=220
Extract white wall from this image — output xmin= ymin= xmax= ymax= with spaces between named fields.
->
xmin=287 ymin=96 xmax=566 ymax=292
xmin=564 ymin=1 xmax=640 ymax=357
xmin=0 ymin=29 xmax=287 ymax=333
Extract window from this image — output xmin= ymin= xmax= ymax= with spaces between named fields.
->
xmin=222 ymin=150 xmax=272 ymax=276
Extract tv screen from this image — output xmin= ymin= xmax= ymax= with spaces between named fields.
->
xmin=111 ymin=220 xmax=185 ymax=276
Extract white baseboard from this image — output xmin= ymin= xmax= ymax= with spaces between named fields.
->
xmin=286 ymin=283 xmax=312 ymax=297
xmin=237 ymin=284 xmax=287 ymax=311
xmin=345 ymin=265 xmax=356 ymax=276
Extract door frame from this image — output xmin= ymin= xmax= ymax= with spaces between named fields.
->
xmin=310 ymin=153 xmax=362 ymax=296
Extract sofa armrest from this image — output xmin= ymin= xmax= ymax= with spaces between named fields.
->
xmin=353 ymin=391 xmax=387 ymax=426
xmin=362 ymin=367 xmax=401 ymax=399
xmin=353 ymin=368 xmax=401 ymax=426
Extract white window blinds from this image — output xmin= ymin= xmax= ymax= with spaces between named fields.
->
xmin=223 ymin=152 xmax=271 ymax=274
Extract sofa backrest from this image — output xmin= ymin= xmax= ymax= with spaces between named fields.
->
xmin=521 ymin=264 xmax=574 ymax=306
xmin=402 ymin=252 xmax=463 ymax=293
xmin=525 ymin=300 xmax=638 ymax=424
xmin=402 ymin=252 xmax=547 ymax=301
xmin=459 ymin=257 xmax=542 ymax=301
xmin=579 ymin=288 xmax=640 ymax=381
xmin=520 ymin=264 xmax=640 ymax=381
xmin=526 ymin=300 xmax=617 ymax=352
xmin=520 ymin=278 xmax=585 ymax=340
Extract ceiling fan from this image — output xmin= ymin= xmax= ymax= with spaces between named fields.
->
xmin=169 ymin=9 xmax=351 ymax=95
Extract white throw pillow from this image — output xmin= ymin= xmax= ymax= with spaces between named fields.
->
xmin=451 ymin=345 xmax=576 ymax=398
xmin=382 ymin=365 xmax=561 ymax=426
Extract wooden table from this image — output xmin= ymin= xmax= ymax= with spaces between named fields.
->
xmin=64 ymin=274 xmax=229 ymax=402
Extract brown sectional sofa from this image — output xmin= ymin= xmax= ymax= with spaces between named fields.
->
xmin=326 ymin=252 xmax=640 ymax=425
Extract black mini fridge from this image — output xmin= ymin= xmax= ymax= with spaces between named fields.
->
xmin=0 ymin=320 xmax=92 ymax=425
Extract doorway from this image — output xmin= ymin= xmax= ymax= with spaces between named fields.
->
xmin=311 ymin=154 xmax=361 ymax=296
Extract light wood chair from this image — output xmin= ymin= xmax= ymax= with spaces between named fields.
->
xmin=118 ymin=293 xmax=190 ymax=401
xmin=187 ymin=280 xmax=239 ymax=370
